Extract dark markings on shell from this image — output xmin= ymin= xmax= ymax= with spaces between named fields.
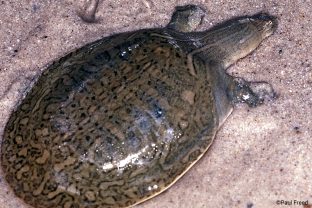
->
xmin=1 ymin=30 xmax=217 ymax=207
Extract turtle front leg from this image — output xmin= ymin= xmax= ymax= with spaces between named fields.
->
xmin=227 ymin=77 xmax=276 ymax=107
xmin=167 ymin=5 xmax=205 ymax=32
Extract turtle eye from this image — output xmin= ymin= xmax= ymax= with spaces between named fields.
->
xmin=265 ymin=20 xmax=273 ymax=27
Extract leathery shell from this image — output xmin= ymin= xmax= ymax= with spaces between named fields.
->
xmin=1 ymin=29 xmax=218 ymax=207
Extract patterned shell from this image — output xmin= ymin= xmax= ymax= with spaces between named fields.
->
xmin=1 ymin=29 xmax=218 ymax=207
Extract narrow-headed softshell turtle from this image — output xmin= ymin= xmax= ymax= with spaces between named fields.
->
xmin=1 ymin=4 xmax=277 ymax=208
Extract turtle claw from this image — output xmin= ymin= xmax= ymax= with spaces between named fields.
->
xmin=167 ymin=4 xmax=206 ymax=32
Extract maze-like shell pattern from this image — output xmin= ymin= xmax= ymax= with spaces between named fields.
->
xmin=1 ymin=29 xmax=218 ymax=208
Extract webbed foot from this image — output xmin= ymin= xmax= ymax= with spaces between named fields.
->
xmin=167 ymin=5 xmax=205 ymax=33
xmin=228 ymin=78 xmax=276 ymax=107
xmin=78 ymin=0 xmax=100 ymax=23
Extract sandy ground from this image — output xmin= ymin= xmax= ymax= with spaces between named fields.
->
xmin=0 ymin=0 xmax=311 ymax=208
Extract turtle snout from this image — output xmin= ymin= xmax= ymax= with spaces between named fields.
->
xmin=251 ymin=13 xmax=278 ymax=38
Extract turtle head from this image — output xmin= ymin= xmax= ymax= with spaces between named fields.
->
xmin=222 ymin=13 xmax=278 ymax=67
xmin=197 ymin=12 xmax=278 ymax=68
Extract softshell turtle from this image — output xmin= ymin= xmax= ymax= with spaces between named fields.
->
xmin=1 ymin=5 xmax=277 ymax=208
